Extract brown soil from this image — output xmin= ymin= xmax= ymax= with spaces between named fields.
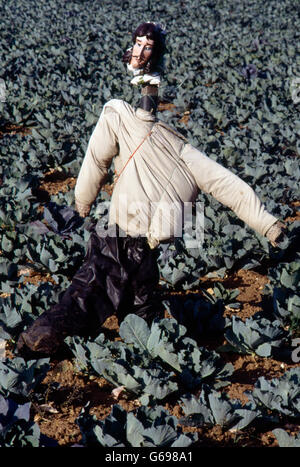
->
xmin=158 ymin=100 xmax=191 ymax=124
xmin=285 ymin=201 xmax=300 ymax=223
xmin=36 ymin=168 xmax=76 ymax=202
xmin=0 ymin=123 xmax=32 ymax=138
xmin=200 ymin=268 xmax=270 ymax=319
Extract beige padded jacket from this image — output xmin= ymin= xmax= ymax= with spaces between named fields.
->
xmin=74 ymin=99 xmax=278 ymax=247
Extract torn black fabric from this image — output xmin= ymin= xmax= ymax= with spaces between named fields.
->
xmin=43 ymin=202 xmax=84 ymax=235
xmin=30 ymin=202 xmax=84 ymax=237
xmin=17 ymin=225 xmax=161 ymax=355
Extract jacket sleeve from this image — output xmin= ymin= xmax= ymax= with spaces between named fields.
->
xmin=181 ymin=143 xmax=278 ymax=237
xmin=74 ymin=103 xmax=120 ymax=212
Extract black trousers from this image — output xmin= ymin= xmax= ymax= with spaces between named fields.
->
xmin=17 ymin=225 xmax=161 ymax=355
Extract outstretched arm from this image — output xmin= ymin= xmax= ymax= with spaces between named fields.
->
xmin=181 ymin=143 xmax=285 ymax=245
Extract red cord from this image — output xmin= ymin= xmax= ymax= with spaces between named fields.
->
xmin=114 ymin=130 xmax=152 ymax=183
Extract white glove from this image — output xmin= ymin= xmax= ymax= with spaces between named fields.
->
xmin=75 ymin=200 xmax=91 ymax=218
xmin=266 ymin=221 xmax=286 ymax=247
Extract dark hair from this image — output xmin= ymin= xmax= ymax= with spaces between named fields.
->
xmin=122 ymin=22 xmax=166 ymax=74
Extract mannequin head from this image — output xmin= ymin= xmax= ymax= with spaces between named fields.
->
xmin=130 ymin=35 xmax=154 ymax=70
xmin=122 ymin=22 xmax=166 ymax=74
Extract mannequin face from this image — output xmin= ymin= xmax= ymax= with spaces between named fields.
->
xmin=130 ymin=35 xmax=154 ymax=69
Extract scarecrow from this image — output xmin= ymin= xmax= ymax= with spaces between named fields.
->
xmin=17 ymin=22 xmax=285 ymax=357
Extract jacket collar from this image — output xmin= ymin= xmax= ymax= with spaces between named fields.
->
xmin=135 ymin=107 xmax=156 ymax=122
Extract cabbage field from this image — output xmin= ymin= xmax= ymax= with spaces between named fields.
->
xmin=0 ymin=0 xmax=300 ymax=451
